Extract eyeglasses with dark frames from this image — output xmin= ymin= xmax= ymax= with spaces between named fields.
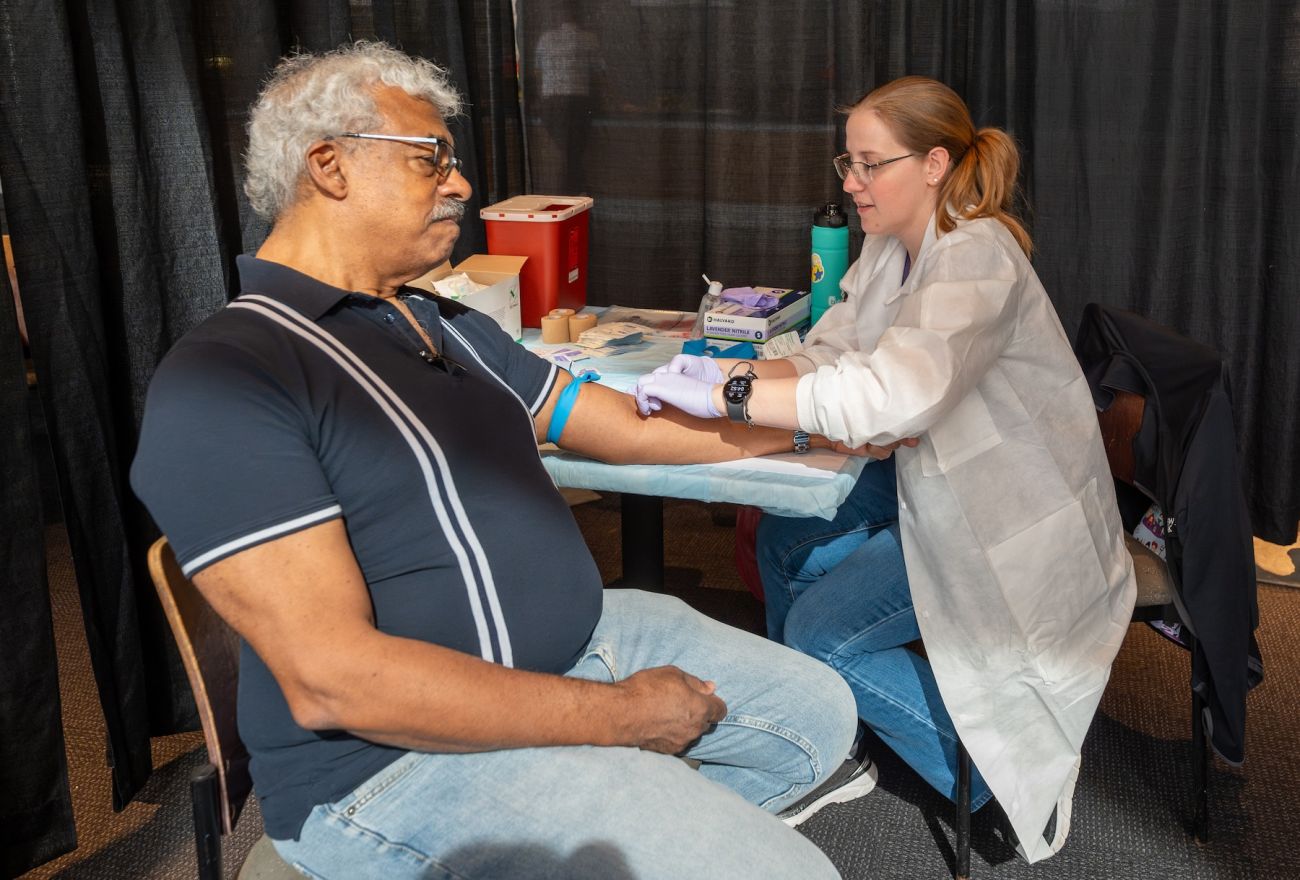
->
xmin=833 ymin=152 xmax=918 ymax=185
xmin=331 ymin=132 xmax=463 ymax=183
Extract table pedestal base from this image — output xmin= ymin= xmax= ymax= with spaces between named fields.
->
xmin=620 ymin=493 xmax=664 ymax=589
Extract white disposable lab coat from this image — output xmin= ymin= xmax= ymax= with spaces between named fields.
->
xmin=789 ymin=215 xmax=1136 ymax=861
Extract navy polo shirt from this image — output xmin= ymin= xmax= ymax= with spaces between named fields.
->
xmin=131 ymin=255 xmax=603 ymax=840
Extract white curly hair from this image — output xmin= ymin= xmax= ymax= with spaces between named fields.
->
xmin=243 ymin=41 xmax=463 ymax=222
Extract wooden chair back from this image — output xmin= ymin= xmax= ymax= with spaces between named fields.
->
xmin=1097 ymin=388 xmax=1145 ymax=486
xmin=147 ymin=537 xmax=252 ymax=834
xmin=1094 ymin=388 xmax=1176 ymax=610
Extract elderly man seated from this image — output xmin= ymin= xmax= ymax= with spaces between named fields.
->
xmin=131 ymin=42 xmax=874 ymax=880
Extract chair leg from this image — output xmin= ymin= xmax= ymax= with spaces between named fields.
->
xmin=191 ymin=763 xmax=223 ymax=880
xmin=1186 ymin=637 xmax=1210 ymax=844
xmin=956 ymin=740 xmax=971 ymax=879
xmin=1191 ymin=690 xmax=1209 ymax=843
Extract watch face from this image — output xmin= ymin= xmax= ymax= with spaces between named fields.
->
xmin=724 ymin=376 xmax=752 ymax=404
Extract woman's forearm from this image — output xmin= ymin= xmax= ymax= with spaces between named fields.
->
xmin=710 ymin=376 xmax=804 ymax=431
xmin=712 ymin=357 xmax=800 ymax=381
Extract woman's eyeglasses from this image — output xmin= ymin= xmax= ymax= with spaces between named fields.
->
xmin=833 ymin=152 xmax=918 ymax=185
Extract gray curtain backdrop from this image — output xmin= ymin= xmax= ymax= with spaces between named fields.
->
xmin=516 ymin=0 xmax=1299 ymax=544
xmin=0 ymin=224 xmax=74 ymax=876
xmin=1 ymin=0 xmax=1295 ymax=873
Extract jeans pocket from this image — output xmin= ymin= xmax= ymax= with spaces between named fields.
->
xmin=566 ymin=636 xmax=617 ymax=683
xmin=334 ymin=751 xmax=424 ymax=820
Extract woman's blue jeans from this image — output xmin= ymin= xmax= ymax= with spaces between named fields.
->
xmin=758 ymin=458 xmax=992 ymax=811
xmin=272 ymin=589 xmax=855 ymax=880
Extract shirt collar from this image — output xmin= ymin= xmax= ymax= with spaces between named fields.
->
xmin=882 ymin=210 xmax=942 ymax=306
xmin=235 ymin=254 xmax=358 ymax=320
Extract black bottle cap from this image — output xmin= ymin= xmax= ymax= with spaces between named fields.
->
xmin=814 ymin=202 xmax=848 ymax=228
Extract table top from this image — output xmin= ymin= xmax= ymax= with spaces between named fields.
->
xmin=522 ymin=321 xmax=864 ymax=520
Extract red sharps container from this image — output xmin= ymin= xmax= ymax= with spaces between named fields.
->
xmin=480 ymin=195 xmax=594 ymax=327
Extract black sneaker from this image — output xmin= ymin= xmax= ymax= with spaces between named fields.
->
xmin=778 ymin=752 xmax=878 ymax=827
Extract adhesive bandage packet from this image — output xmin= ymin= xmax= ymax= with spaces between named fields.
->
xmin=539 ymin=347 xmax=591 ymax=367
xmin=761 ymin=330 xmax=805 ymax=359
xmin=575 ymin=322 xmax=644 ymax=349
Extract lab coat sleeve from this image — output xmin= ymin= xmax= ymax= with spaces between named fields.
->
xmin=788 ymin=299 xmax=860 ymax=374
xmin=787 ymin=259 xmax=865 ymax=375
xmin=796 ymin=239 xmax=1020 ymax=447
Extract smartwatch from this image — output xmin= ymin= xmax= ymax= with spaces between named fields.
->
xmin=724 ymin=362 xmax=757 ymax=425
xmin=793 ymin=430 xmax=811 ymax=454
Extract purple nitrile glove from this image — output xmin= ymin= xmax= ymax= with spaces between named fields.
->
xmin=653 ymin=353 xmax=725 ymax=384
xmin=633 ymin=371 xmax=664 ymax=415
xmin=635 ymin=371 xmax=722 ymax=419
xmin=721 ymin=286 xmax=780 ymax=309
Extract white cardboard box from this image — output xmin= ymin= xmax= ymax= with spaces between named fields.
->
xmin=703 ymin=287 xmax=810 ymax=343
xmin=408 ymin=254 xmax=528 ymax=341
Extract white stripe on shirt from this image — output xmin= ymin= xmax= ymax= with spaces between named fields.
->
xmin=181 ymin=504 xmax=343 ymax=577
xmin=231 ymin=297 xmax=511 ymax=665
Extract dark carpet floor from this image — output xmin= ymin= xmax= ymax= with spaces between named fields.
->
xmin=19 ymin=495 xmax=1297 ymax=879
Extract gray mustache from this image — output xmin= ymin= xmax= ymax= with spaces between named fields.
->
xmin=430 ymin=201 xmax=466 ymax=223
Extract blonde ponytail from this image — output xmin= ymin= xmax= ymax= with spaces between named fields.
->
xmin=938 ymin=127 xmax=1032 ymax=256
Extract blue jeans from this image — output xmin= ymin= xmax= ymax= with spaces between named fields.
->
xmin=273 ymin=589 xmax=855 ymax=879
xmin=758 ymin=459 xmax=992 ymax=812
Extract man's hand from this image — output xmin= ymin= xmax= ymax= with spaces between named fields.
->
xmin=826 ymin=437 xmax=920 ymax=460
xmin=614 ymin=666 xmax=728 ymax=754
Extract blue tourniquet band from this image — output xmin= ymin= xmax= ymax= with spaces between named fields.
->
xmin=546 ymin=369 xmax=601 ymax=444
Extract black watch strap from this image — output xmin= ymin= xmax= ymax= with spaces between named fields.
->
xmin=724 ymin=363 xmax=757 ymax=425
xmin=724 ymin=375 xmax=753 ymax=424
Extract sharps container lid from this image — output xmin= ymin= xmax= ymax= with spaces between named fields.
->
xmin=480 ymin=195 xmax=594 ymax=223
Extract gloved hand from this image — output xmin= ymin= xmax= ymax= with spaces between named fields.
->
xmin=635 ymin=371 xmax=722 ymax=419
xmin=652 ymin=354 xmax=725 ymax=384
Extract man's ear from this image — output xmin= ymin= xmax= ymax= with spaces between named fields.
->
xmin=305 ymin=140 xmax=349 ymax=200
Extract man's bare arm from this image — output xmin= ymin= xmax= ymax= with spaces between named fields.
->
xmin=535 ymin=372 xmax=810 ymax=464
xmin=193 ymin=519 xmax=725 ymax=754
xmin=534 ymin=371 xmax=895 ymax=463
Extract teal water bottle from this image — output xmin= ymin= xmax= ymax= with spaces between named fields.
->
xmin=810 ymin=203 xmax=849 ymax=325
